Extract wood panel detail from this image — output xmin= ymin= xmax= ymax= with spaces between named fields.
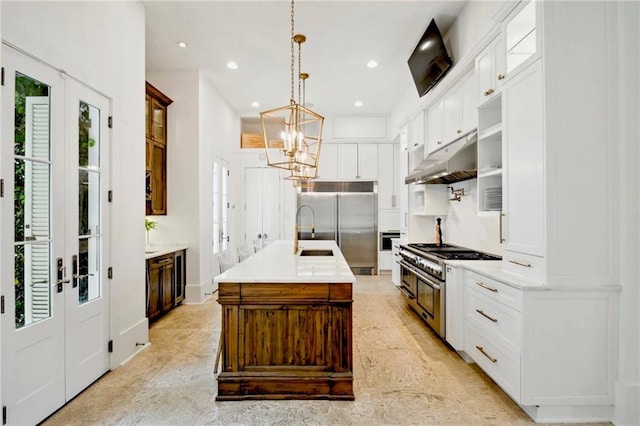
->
xmin=217 ymin=282 xmax=354 ymax=400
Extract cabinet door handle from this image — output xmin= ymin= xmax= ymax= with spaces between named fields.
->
xmin=499 ymin=211 xmax=505 ymax=243
xmin=437 ymin=141 xmax=442 ymax=145
xmin=476 ymin=345 xmax=498 ymax=363
xmin=476 ymin=309 xmax=498 ymax=323
xmin=498 ymin=74 xmax=505 ymax=81
xmin=509 ymin=259 xmax=532 ymax=268
xmin=457 ymin=129 xmax=462 ymax=134
xmin=413 ymin=142 xmax=418 ymax=147
xmin=475 ymin=281 xmax=498 ymax=293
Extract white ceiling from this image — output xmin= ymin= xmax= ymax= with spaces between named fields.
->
xmin=144 ymin=1 xmax=467 ymax=118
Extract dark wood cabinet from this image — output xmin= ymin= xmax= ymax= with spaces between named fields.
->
xmin=217 ymin=282 xmax=354 ymax=400
xmin=145 ymin=82 xmax=172 ymax=216
xmin=146 ymin=249 xmax=186 ymax=322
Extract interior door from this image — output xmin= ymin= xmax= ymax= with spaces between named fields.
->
xmin=1 ymin=45 xmax=111 ymax=425
xmin=64 ymin=83 xmax=111 ymax=399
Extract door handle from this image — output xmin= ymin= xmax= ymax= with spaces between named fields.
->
xmin=72 ymin=255 xmax=79 ymax=288
xmin=263 ymin=233 xmax=268 ymax=239
xmin=55 ymin=257 xmax=70 ymax=292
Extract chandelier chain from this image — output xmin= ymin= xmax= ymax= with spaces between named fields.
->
xmin=290 ymin=0 xmax=295 ymax=102
xmin=298 ymin=40 xmax=302 ymax=106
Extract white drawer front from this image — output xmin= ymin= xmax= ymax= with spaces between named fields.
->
xmin=465 ymin=287 xmax=522 ymax=354
xmin=502 ymin=250 xmax=545 ymax=282
xmin=465 ymin=270 xmax=523 ymax=312
xmin=465 ymin=321 xmax=521 ymax=402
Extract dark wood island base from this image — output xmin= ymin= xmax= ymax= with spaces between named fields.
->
xmin=216 ymin=281 xmax=354 ymax=401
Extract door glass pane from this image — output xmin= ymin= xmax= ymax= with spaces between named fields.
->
xmin=79 ymin=101 xmax=100 ymax=168
xmin=78 ymin=170 xmax=100 ymax=236
xmin=14 ymin=73 xmax=50 ymax=159
xmin=78 ymin=238 xmax=100 ymax=304
xmin=78 ymin=100 xmax=101 ymax=305
xmin=14 ymin=73 xmax=52 ymax=329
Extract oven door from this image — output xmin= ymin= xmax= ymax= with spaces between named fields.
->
xmin=414 ymin=268 xmax=445 ymax=338
xmin=397 ymin=260 xmax=416 ymax=300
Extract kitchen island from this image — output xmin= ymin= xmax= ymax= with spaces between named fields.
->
xmin=214 ymin=240 xmax=356 ymax=401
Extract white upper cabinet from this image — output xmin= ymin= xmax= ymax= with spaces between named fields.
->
xmin=378 ymin=143 xmax=399 ymax=210
xmin=317 ymin=144 xmax=338 ymax=180
xmin=357 ymin=144 xmax=379 ymax=180
xmin=443 ymin=70 xmax=478 ymax=144
xmin=476 ymin=34 xmax=506 ymax=105
xmin=426 ymin=101 xmax=444 ymax=154
xmin=408 ymin=110 xmax=425 ymax=150
xmin=335 ymin=143 xmax=378 ymax=180
xmin=504 ymin=0 xmax=540 ymax=78
xmin=443 ymin=88 xmax=461 ymax=144
xmin=337 ymin=144 xmax=358 ymax=178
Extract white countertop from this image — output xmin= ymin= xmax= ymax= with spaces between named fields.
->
xmin=214 ymin=240 xmax=356 ymax=284
xmin=145 ymin=243 xmax=188 ymax=260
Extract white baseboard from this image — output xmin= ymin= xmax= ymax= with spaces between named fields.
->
xmin=110 ymin=317 xmax=148 ymax=369
xmin=521 ymin=404 xmax=613 ymax=423
xmin=185 ymin=278 xmax=216 ymax=304
xmin=614 ymin=380 xmax=640 ymax=426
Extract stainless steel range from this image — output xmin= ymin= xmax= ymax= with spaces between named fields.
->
xmin=397 ymin=243 xmax=501 ymax=339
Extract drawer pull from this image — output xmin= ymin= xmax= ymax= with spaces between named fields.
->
xmin=157 ymin=259 xmax=173 ymax=265
xmin=476 ymin=309 xmax=498 ymax=323
xmin=476 ymin=345 xmax=498 ymax=363
xmin=509 ymin=259 xmax=532 ymax=268
xmin=475 ymin=281 xmax=498 ymax=293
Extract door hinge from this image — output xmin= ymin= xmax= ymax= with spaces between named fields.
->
xmin=1 ymin=296 xmax=4 ymax=314
xmin=108 ymin=340 xmax=113 ymax=353
xmin=108 ymin=116 xmax=113 ymax=128
xmin=2 ymin=405 xmax=6 ymax=425
xmin=0 ymin=179 xmax=4 ymax=197
xmin=108 ymin=267 xmax=113 ymax=279
xmin=1 ymin=67 xmax=5 ymax=86
xmin=108 ymin=190 xmax=113 ymax=202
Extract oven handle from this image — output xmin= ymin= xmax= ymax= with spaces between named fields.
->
xmin=395 ymin=285 xmax=415 ymax=300
xmin=398 ymin=259 xmax=442 ymax=290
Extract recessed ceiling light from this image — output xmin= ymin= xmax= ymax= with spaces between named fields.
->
xmin=177 ymin=41 xmax=187 ymax=48
xmin=354 ymin=100 xmax=363 ymax=107
xmin=366 ymin=60 xmax=378 ymax=68
xmin=251 ymin=101 xmax=260 ymax=108
xmin=227 ymin=61 xmax=239 ymax=70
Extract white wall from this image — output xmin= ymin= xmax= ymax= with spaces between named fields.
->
xmin=1 ymin=1 xmax=148 ymax=366
xmin=615 ymin=2 xmax=640 ymax=425
xmin=145 ymin=70 xmax=201 ymax=295
xmin=145 ymin=71 xmax=241 ymax=303
xmin=198 ymin=72 xmax=241 ymax=296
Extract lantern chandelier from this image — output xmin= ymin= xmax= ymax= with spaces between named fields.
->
xmin=260 ymin=0 xmax=324 ymax=182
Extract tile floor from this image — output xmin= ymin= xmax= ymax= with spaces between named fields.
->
xmin=43 ymin=275 xmax=608 ymax=425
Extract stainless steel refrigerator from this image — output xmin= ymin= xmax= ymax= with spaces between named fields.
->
xmin=297 ymin=181 xmax=378 ymax=275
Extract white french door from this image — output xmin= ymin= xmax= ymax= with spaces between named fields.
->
xmin=1 ymin=45 xmax=111 ymax=425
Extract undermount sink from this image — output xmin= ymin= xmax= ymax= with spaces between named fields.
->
xmin=299 ymin=249 xmax=334 ymax=257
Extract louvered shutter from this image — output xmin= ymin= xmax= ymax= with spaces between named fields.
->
xmin=24 ymin=96 xmax=51 ymax=322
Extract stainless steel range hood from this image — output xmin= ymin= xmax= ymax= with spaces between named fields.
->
xmin=405 ymin=130 xmax=477 ymax=185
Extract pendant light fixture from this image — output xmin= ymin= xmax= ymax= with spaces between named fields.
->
xmin=260 ymin=0 xmax=324 ymax=181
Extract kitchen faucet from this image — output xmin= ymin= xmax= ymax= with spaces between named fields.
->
xmin=294 ymin=204 xmax=316 ymax=253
